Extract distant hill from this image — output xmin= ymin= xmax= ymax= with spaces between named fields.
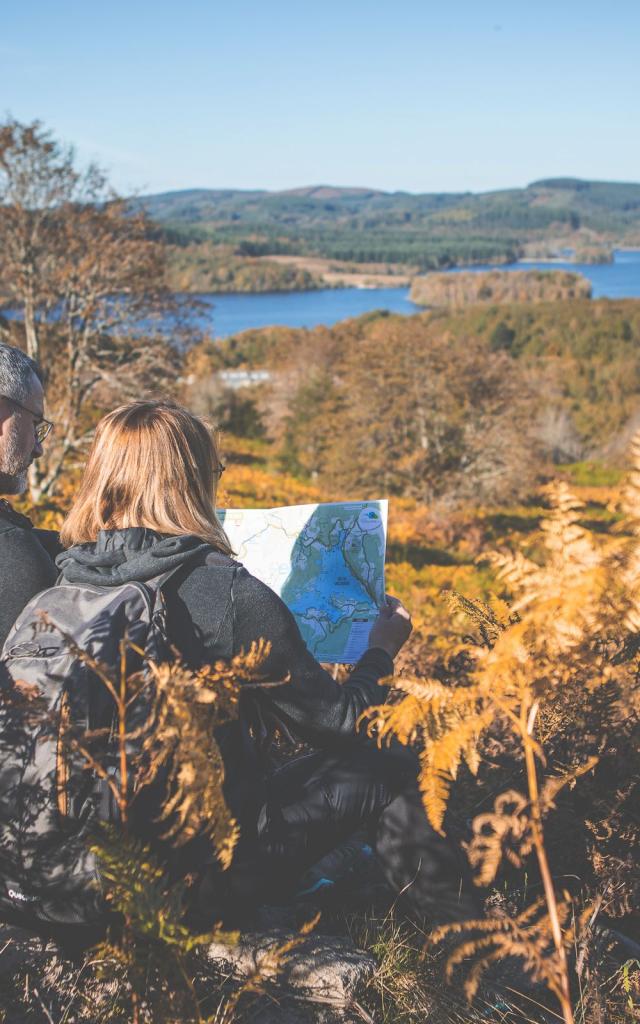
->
xmin=138 ymin=178 xmax=640 ymax=272
xmin=277 ymin=185 xmax=385 ymax=200
xmin=138 ymin=178 xmax=640 ymax=230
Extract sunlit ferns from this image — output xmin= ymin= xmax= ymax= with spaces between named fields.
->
xmin=359 ymin=463 xmax=640 ymax=1024
xmin=139 ymin=641 xmax=277 ymax=863
xmin=430 ymin=896 xmax=590 ymax=1007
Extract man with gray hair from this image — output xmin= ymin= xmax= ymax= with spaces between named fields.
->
xmin=0 ymin=342 xmax=59 ymax=649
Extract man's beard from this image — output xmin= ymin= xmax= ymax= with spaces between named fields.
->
xmin=0 ymin=469 xmax=28 ymax=495
xmin=0 ymin=424 xmax=32 ymax=495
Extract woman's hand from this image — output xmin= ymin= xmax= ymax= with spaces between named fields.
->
xmin=368 ymin=595 xmax=412 ymax=660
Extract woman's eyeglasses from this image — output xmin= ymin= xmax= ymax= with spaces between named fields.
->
xmin=1 ymin=395 xmax=54 ymax=444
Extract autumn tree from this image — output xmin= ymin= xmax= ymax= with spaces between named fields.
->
xmin=282 ymin=315 xmax=541 ymax=506
xmin=0 ymin=118 xmax=189 ymax=498
xmin=279 ymin=370 xmax=339 ymax=478
xmin=0 ymin=119 xmax=81 ymax=360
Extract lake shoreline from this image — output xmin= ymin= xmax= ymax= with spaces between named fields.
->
xmin=191 ymin=251 xmax=640 ymax=337
xmin=172 ymin=249 xmax=640 ymax=302
xmin=4 ymin=253 xmax=638 ymax=341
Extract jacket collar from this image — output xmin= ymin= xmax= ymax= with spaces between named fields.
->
xmin=0 ymin=499 xmax=33 ymax=530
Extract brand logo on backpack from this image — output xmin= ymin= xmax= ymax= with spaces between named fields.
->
xmin=5 ymin=883 xmax=38 ymax=904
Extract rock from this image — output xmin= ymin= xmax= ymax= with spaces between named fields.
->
xmin=0 ymin=919 xmax=377 ymax=1023
xmin=206 ymin=929 xmax=376 ymax=1007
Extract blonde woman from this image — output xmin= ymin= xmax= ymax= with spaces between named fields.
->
xmin=57 ymin=401 xmax=479 ymax=929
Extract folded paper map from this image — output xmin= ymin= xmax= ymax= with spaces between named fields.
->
xmin=218 ymin=500 xmax=388 ymax=664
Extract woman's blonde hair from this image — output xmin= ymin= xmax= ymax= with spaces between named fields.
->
xmin=60 ymin=401 xmax=232 ymax=553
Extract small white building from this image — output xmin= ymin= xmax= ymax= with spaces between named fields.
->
xmin=217 ymin=369 xmax=272 ymax=390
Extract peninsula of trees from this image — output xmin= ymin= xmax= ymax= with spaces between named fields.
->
xmin=410 ymin=269 xmax=592 ymax=308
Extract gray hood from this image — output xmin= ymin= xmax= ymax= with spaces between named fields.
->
xmin=57 ymin=528 xmax=213 ymax=586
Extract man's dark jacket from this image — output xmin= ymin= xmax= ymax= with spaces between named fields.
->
xmin=0 ymin=500 xmax=61 ymax=650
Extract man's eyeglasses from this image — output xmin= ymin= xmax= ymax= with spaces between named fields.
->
xmin=1 ymin=395 xmax=54 ymax=444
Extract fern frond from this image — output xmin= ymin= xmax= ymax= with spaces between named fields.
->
xmin=139 ymin=643 xmax=276 ymax=863
xmin=359 ymin=694 xmax=425 ymax=748
xmin=540 ymin=756 xmax=599 ymax=814
xmin=465 ymin=790 xmax=532 ymax=886
xmin=443 ymin=590 xmax=511 ymax=647
xmin=91 ymin=826 xmax=238 ymax=952
xmin=431 ymin=896 xmax=577 ymax=1005
xmin=417 ymin=746 xmax=451 ymax=838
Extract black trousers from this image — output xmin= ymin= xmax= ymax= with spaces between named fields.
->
xmin=195 ymin=748 xmax=481 ymax=928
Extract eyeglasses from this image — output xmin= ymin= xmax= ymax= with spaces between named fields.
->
xmin=216 ymin=463 xmax=226 ymax=478
xmin=1 ymin=395 xmax=54 ymax=444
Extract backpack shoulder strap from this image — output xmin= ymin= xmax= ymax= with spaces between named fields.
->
xmin=144 ymin=562 xmax=192 ymax=630
xmin=150 ymin=558 xmax=239 ymax=663
xmin=141 ymin=561 xmax=209 ymax=663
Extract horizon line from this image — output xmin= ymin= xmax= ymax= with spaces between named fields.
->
xmin=135 ymin=176 xmax=640 ymax=200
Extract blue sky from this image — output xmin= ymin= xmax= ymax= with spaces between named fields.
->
xmin=2 ymin=0 xmax=639 ymax=195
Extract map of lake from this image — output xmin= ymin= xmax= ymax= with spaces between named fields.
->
xmin=218 ymin=500 xmax=388 ymax=664
xmin=195 ymin=250 xmax=640 ymax=338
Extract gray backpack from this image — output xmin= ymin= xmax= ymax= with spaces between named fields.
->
xmin=0 ymin=569 xmax=181 ymax=933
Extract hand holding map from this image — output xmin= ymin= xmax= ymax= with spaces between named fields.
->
xmin=368 ymin=595 xmax=412 ymax=660
xmin=218 ymin=500 xmax=388 ymax=664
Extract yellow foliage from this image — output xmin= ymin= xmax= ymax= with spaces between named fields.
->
xmin=465 ymin=790 xmax=532 ymax=886
xmin=363 ymin=445 xmax=640 ymax=1020
xmin=361 ymin=676 xmax=494 ymax=834
xmin=430 ymin=896 xmax=589 ymax=1005
xmin=140 ymin=641 xmax=276 ymax=865
xmin=140 ymin=659 xmax=239 ymax=861
xmin=218 ymin=462 xmax=322 ymax=509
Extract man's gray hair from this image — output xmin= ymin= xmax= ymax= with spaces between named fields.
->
xmin=0 ymin=343 xmax=43 ymax=404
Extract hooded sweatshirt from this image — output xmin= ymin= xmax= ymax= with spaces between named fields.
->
xmin=57 ymin=528 xmax=393 ymax=826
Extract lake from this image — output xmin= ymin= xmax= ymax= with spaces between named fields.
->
xmin=193 ymin=286 xmax=420 ymax=338
xmin=446 ymin=249 xmax=640 ymax=300
xmin=3 ymin=250 xmax=639 ymax=341
xmin=197 ymin=249 xmax=640 ymax=338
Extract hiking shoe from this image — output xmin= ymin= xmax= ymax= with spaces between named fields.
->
xmin=296 ymin=835 xmax=374 ymax=899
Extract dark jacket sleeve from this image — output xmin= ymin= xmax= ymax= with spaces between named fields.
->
xmin=0 ymin=526 xmax=58 ymax=651
xmin=230 ymin=568 xmax=393 ymax=746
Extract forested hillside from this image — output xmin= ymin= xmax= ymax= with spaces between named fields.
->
xmin=139 ymin=178 xmax=640 ymax=286
xmin=189 ymin=299 xmax=640 ymax=483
